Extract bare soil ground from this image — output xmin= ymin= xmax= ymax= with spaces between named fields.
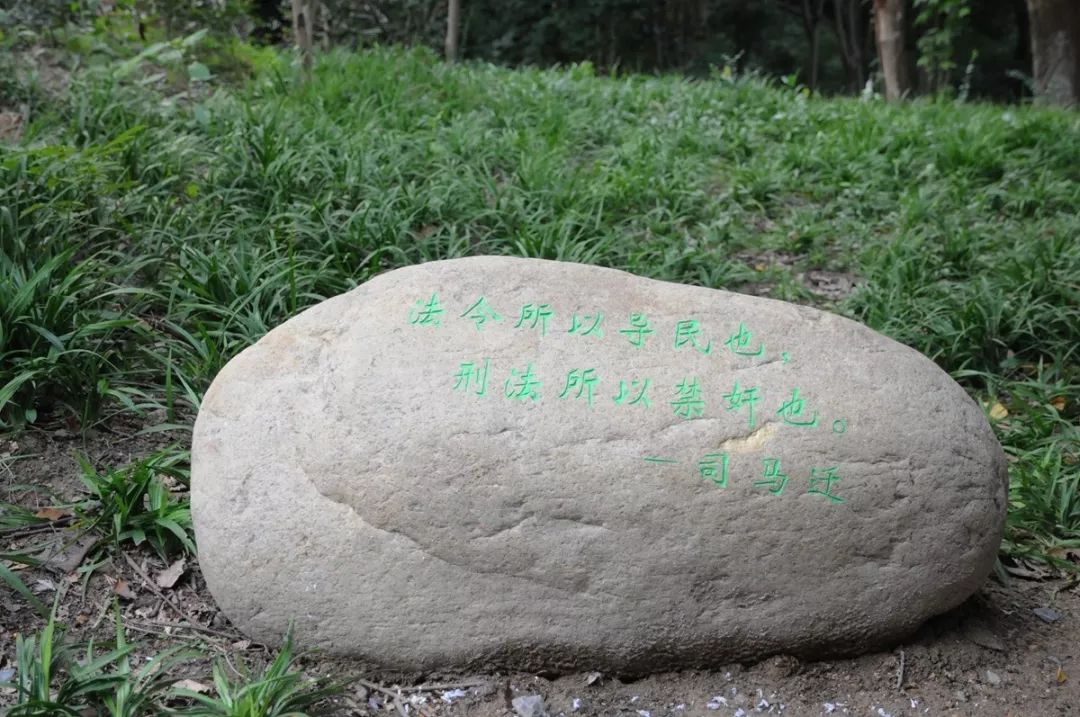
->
xmin=2 ymin=422 xmax=1078 ymax=717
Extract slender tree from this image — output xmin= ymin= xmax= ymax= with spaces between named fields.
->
xmin=1026 ymin=0 xmax=1080 ymax=106
xmin=291 ymin=0 xmax=313 ymax=73
xmin=800 ymin=0 xmax=828 ymax=90
xmin=873 ymin=0 xmax=913 ymax=99
xmin=831 ymin=0 xmax=872 ymax=90
xmin=446 ymin=0 xmax=461 ymax=62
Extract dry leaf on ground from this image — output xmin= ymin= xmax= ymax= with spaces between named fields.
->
xmin=172 ymin=679 xmax=211 ymax=693
xmin=39 ymin=532 xmax=97 ymax=573
xmin=156 ymin=558 xmax=186 ymax=589
xmin=34 ymin=507 xmax=70 ymax=521
xmin=114 ymin=578 xmax=136 ymax=600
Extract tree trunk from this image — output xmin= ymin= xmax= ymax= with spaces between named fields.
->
xmin=1026 ymin=0 xmax=1080 ymax=106
xmin=801 ymin=0 xmax=827 ymax=90
xmin=831 ymin=0 xmax=869 ymax=91
xmin=873 ymin=0 xmax=912 ymax=100
xmin=1013 ymin=0 xmax=1032 ymax=99
xmin=445 ymin=0 xmax=461 ymax=62
xmin=291 ymin=0 xmax=313 ymax=73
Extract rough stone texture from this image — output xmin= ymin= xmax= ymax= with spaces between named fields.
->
xmin=191 ymin=256 xmax=1007 ymax=674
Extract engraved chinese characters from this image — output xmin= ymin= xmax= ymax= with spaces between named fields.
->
xmin=192 ymin=256 xmax=1008 ymax=675
xmin=413 ymin=293 xmax=850 ymax=503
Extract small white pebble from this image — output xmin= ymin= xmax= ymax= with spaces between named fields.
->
xmin=631 ymin=695 xmax=641 ymax=702
xmin=572 ymin=698 xmax=583 ymax=712
xmin=637 ymin=711 xmax=651 ymax=717
xmin=824 ymin=704 xmax=836 ymax=714
xmin=735 ymin=709 xmax=748 ymax=717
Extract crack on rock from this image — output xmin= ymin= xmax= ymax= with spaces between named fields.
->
xmin=474 ymin=514 xmax=609 ymax=541
xmin=473 ymin=513 xmax=534 ymax=539
xmin=304 ymin=475 xmax=618 ymax=601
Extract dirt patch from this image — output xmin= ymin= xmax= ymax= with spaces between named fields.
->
xmin=0 ymin=45 xmax=73 ymax=144
xmin=799 ymin=270 xmax=860 ymax=301
xmin=342 ymin=581 xmax=1080 ymax=716
xmin=0 ymin=110 xmax=26 ymax=144
xmin=733 ymin=251 xmax=861 ymax=303
xmin=2 ymin=422 xmax=1078 ymax=716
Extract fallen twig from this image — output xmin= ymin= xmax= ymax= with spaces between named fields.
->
xmin=89 ymin=591 xmax=115 ymax=631
xmin=2 ymin=517 xmax=75 ymax=540
xmin=896 ymin=649 xmax=906 ymax=690
xmin=408 ymin=678 xmax=491 ymax=692
xmin=129 ymin=617 xmax=240 ymax=640
xmin=354 ymin=677 xmax=410 ymax=717
xmin=122 ymin=552 xmax=191 ymax=622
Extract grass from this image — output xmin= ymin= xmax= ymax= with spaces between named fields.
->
xmin=3 ymin=607 xmax=141 ymax=716
xmin=1 ymin=494 xmax=54 ymax=619
xmin=0 ymin=606 xmax=327 ymax=717
xmin=173 ymin=629 xmax=339 ymax=717
xmin=75 ymin=448 xmax=195 ymax=560
xmin=0 ymin=34 xmax=1078 ymax=645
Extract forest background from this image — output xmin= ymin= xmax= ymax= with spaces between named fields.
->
xmin=4 ymin=0 xmax=1080 ymax=106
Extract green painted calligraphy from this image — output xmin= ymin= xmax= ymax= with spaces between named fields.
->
xmin=671 ymin=377 xmax=705 ymax=419
xmin=777 ymin=387 xmax=818 ymax=427
xmin=504 ymin=364 xmax=542 ymax=402
xmin=408 ymin=293 xmax=445 ymax=327
xmin=514 ymin=303 xmax=554 ymax=336
xmin=725 ymin=322 xmax=764 ymax=357
xmin=559 ymin=368 xmax=600 ymax=406
xmin=460 ymin=297 xmax=502 ymax=331
xmin=722 ymin=382 xmax=760 ymax=428
xmin=619 ymin=313 xmax=654 ymax=348
xmin=755 ymin=457 xmax=789 ymax=495
xmin=452 ymin=359 xmax=491 ymax=396
xmin=698 ymin=453 xmax=730 ymax=487
xmin=613 ymin=378 xmax=652 ymax=408
xmin=674 ymin=320 xmax=712 ymax=355
xmin=644 ymin=456 xmax=678 ymax=465
xmin=832 ymin=419 xmax=848 ymax=434
xmin=808 ymin=466 xmax=845 ymax=503
xmin=568 ymin=313 xmax=604 ymax=338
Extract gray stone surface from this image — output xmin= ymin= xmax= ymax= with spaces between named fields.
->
xmin=191 ymin=256 xmax=1007 ymax=674
xmin=512 ymin=695 xmax=549 ymax=717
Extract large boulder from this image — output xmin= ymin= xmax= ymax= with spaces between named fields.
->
xmin=191 ymin=256 xmax=1007 ymax=674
